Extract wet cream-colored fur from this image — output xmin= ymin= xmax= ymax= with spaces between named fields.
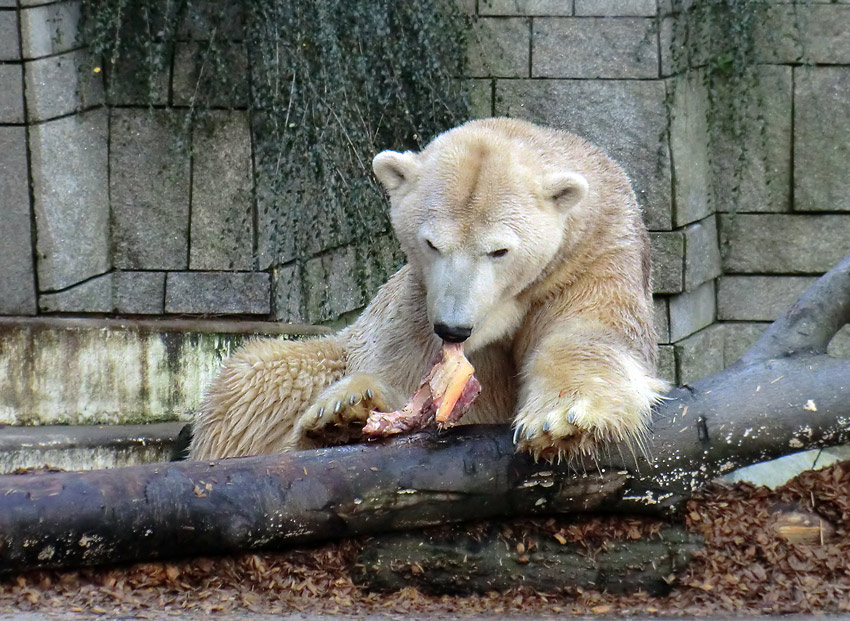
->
xmin=189 ymin=118 xmax=666 ymax=462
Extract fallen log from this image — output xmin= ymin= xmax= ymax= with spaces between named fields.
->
xmin=0 ymin=253 xmax=849 ymax=576
xmin=0 ymin=427 xmax=637 ymax=574
xmin=353 ymin=522 xmax=703 ymax=596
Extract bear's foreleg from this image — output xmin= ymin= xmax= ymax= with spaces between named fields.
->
xmin=189 ymin=336 xmax=410 ymax=459
xmin=513 ymin=319 xmax=667 ymax=462
xmin=189 ymin=337 xmax=351 ymax=460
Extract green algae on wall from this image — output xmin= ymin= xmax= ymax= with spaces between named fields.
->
xmin=0 ymin=318 xmax=320 ymax=426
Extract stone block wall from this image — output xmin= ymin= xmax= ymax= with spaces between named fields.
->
xmin=1 ymin=0 xmax=849 ymax=387
xmin=467 ymin=0 xmax=850 ymax=384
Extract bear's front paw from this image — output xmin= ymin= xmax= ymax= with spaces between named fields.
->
xmin=293 ymin=374 xmax=405 ymax=448
xmin=513 ymin=367 xmax=666 ymax=462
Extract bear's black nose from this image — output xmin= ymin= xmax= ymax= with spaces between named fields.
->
xmin=434 ymin=323 xmax=472 ymax=343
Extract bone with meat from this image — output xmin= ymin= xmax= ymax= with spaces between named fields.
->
xmin=362 ymin=343 xmax=481 ymax=436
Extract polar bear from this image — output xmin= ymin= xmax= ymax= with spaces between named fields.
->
xmin=189 ymin=118 xmax=666 ymax=462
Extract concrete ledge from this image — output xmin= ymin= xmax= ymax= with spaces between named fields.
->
xmin=0 ymin=421 xmax=183 ymax=452
xmin=0 ymin=315 xmax=330 ymax=336
xmin=0 ymin=422 xmax=184 ymax=474
xmin=0 ymin=317 xmax=330 ymax=426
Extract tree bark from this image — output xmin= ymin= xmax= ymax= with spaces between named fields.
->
xmin=0 ymin=429 xmax=635 ymax=573
xmin=0 ymin=253 xmax=849 ymax=575
xmin=353 ymin=522 xmax=703 ymax=596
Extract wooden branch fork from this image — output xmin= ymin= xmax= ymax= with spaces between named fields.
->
xmin=1 ymin=253 xmax=849 ymax=591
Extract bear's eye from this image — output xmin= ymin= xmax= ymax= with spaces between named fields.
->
xmin=425 ymin=239 xmax=439 ymax=253
xmin=488 ymin=248 xmax=509 ymax=258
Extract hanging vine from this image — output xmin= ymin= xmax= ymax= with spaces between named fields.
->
xmin=78 ymin=0 xmax=471 ymax=322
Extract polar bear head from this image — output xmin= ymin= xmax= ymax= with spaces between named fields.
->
xmin=373 ymin=119 xmax=590 ymax=352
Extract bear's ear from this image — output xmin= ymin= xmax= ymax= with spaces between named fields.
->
xmin=542 ymin=171 xmax=589 ymax=211
xmin=373 ymin=150 xmax=420 ymax=194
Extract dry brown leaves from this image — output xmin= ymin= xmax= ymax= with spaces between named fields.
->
xmin=1 ymin=461 xmax=849 ymax=617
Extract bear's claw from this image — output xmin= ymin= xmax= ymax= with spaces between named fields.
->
xmin=512 ymin=408 xmax=592 ymax=463
xmin=296 ymin=373 xmax=405 ymax=447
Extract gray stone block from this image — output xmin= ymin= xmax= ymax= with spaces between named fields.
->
xmin=0 ymin=126 xmax=37 ymax=315
xmin=711 ymin=65 xmax=792 ymax=214
xmin=39 ymin=273 xmax=112 ymax=313
xmin=304 ymin=246 xmax=365 ymax=324
xmin=111 ymin=109 xmax=191 ymax=270
xmin=657 ymin=344 xmax=676 ymax=386
xmin=172 ymin=41 xmax=248 ymax=108
xmin=683 ymin=215 xmax=721 ymax=291
xmin=304 ymin=234 xmax=401 ymax=323
xmin=272 ymin=262 xmax=305 ymax=323
xmin=659 ymin=13 xmax=711 ymax=77
xmin=0 ymin=1 xmax=17 ymax=8
xmin=165 ymin=272 xmax=270 ymax=315
xmin=756 ymin=4 xmax=850 ymax=65
xmin=24 ymin=48 xmax=103 ymax=121
xmin=496 ymin=79 xmax=672 ymax=230
xmin=574 ymin=0 xmax=656 ymax=16
xmin=0 ymin=64 xmax=24 ymax=123
xmin=716 ymin=322 xmax=769 ymax=367
xmin=178 ymin=0 xmax=244 ymax=40
xmin=105 ymin=48 xmax=170 ymax=106
xmin=468 ymin=79 xmax=493 ymax=118
xmin=717 ymin=276 xmax=816 ymax=321
xmin=675 ymin=325 xmax=724 ymax=385
xmin=754 ymin=5 xmax=805 ymax=64
xmin=658 ymin=16 xmax=676 ymax=77
xmin=457 ymin=0 xmax=476 ymax=14
xmin=654 ymin=296 xmax=670 ymax=344
xmin=466 ymin=17 xmax=529 ymax=78
xmin=532 ymin=18 xmax=658 ymax=79
xmin=0 ymin=9 xmax=20 ymax=60
xmin=114 ymin=271 xmax=166 ymax=314
xmin=479 ymin=0 xmax=573 ymax=15
xmin=649 ymin=231 xmax=684 ymax=294
xmin=720 ymin=214 xmax=850 ymax=274
xmin=20 ymin=0 xmax=80 ymax=59
xmin=668 ymin=72 xmax=710 ymax=227
xmin=795 ymin=67 xmax=850 ymax=213
xmin=190 ymin=111 xmax=253 ymax=271
xmin=654 ymin=0 xmax=690 ymax=14
xmin=668 ymin=280 xmax=715 ymax=342
xmin=29 ymin=109 xmax=110 ymax=291
xmin=828 ymin=324 xmax=850 ymax=358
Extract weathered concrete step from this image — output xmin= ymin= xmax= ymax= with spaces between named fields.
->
xmin=0 ymin=316 xmax=329 ymax=427
xmin=0 ymin=422 xmax=185 ymax=474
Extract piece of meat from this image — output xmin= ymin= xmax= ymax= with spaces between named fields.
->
xmin=362 ymin=343 xmax=481 ymax=437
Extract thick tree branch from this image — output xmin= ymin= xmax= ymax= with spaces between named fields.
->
xmin=0 ymin=428 xmax=632 ymax=573
xmin=634 ymin=354 xmax=850 ymax=495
